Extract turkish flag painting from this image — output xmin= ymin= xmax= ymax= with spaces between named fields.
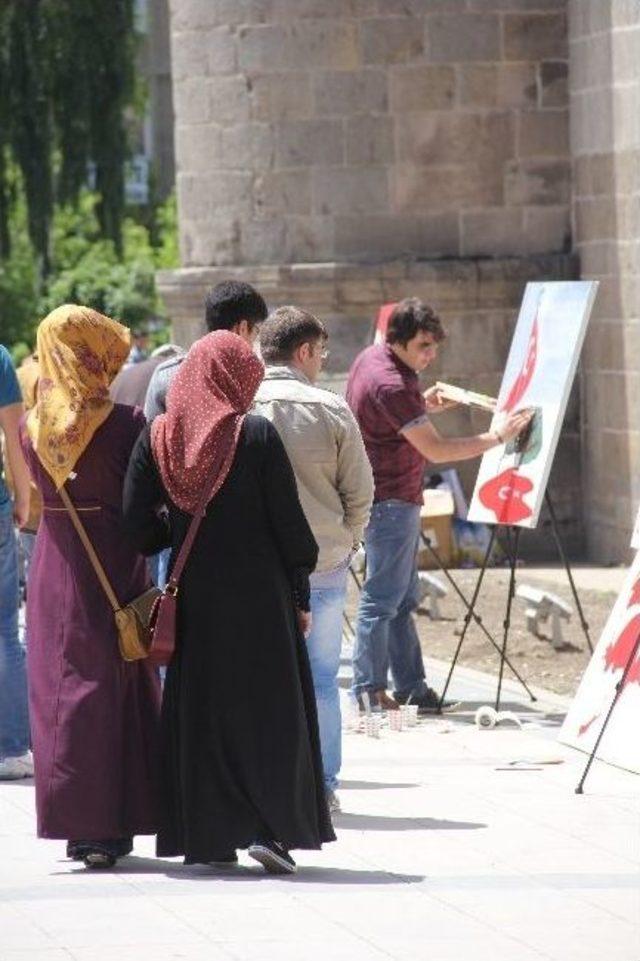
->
xmin=469 ymin=281 xmax=597 ymax=530
xmin=478 ymin=468 xmax=534 ymax=525
xmin=559 ymin=550 xmax=640 ymax=774
xmin=501 ymin=313 xmax=539 ymax=413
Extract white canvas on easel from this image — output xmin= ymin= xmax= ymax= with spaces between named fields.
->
xmin=559 ymin=548 xmax=640 ymax=775
xmin=468 ymin=281 xmax=598 ymax=529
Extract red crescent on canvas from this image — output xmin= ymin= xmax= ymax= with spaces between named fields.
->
xmin=478 ymin=468 xmax=534 ymax=524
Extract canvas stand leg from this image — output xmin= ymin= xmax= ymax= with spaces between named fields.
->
xmin=437 ymin=525 xmax=499 ymax=711
xmin=575 ymin=622 xmax=640 ymax=794
xmin=421 ymin=531 xmax=536 ymax=702
xmin=495 ymin=526 xmax=522 ymax=711
xmin=545 ymin=490 xmax=594 ymax=654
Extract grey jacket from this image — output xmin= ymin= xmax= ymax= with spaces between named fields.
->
xmin=254 ymin=366 xmax=374 ymax=573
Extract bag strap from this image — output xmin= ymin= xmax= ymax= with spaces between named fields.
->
xmin=58 ymin=484 xmax=121 ymax=614
xmin=163 ymin=483 xmax=211 ymax=597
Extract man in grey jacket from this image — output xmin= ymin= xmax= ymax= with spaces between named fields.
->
xmin=255 ymin=307 xmax=374 ymax=813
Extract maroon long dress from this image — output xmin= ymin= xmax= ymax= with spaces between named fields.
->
xmin=21 ymin=404 xmax=161 ymax=841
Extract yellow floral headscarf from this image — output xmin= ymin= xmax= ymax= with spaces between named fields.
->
xmin=26 ymin=304 xmax=130 ymax=488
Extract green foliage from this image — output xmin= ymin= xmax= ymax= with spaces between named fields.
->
xmin=0 ymin=190 xmax=179 ymax=349
xmin=0 ymin=0 xmax=138 ymax=267
xmin=0 ymin=177 xmax=40 ymax=345
xmin=153 ymin=193 xmax=179 ymax=270
xmin=10 ymin=342 xmax=31 ymax=367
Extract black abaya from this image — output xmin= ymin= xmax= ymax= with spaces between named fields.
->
xmin=123 ymin=414 xmax=335 ymax=862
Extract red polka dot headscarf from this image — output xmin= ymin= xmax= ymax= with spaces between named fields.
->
xmin=150 ymin=330 xmax=264 ymax=514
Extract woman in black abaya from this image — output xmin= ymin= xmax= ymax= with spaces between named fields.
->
xmin=123 ymin=330 xmax=334 ymax=872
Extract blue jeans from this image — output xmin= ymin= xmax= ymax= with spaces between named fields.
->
xmin=352 ymin=499 xmax=428 ymax=699
xmin=148 ymin=547 xmax=170 ymax=589
xmin=307 ymin=567 xmax=347 ymax=792
xmin=0 ymin=502 xmax=30 ymax=759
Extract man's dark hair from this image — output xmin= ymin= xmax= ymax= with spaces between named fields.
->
xmin=386 ymin=298 xmax=446 ymax=348
xmin=259 ymin=306 xmax=328 ymax=365
xmin=204 ymin=280 xmax=268 ymax=333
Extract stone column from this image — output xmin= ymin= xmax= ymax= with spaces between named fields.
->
xmin=569 ymin=0 xmax=640 ymax=561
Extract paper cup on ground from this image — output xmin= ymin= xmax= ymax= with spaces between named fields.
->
xmin=401 ymin=704 xmax=419 ymax=727
xmin=388 ymin=710 xmax=403 ymax=731
xmin=364 ymin=714 xmax=381 ymax=738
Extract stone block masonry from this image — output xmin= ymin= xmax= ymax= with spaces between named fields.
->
xmin=169 ymin=0 xmax=572 ymax=266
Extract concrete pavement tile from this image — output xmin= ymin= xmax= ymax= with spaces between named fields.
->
xmin=14 ymin=897 xmax=209 ymax=949
xmin=498 ymin=917 xmax=639 ymax=961
xmin=0 ymin=952 xmax=74 ymax=961
xmin=220 ymin=941 xmax=394 ymax=961
xmin=67 ymin=945 xmax=234 ymax=961
xmin=572 ymin=887 xmax=640 ymax=923
xmin=372 ymin=935 xmax=553 ymax=961
xmin=146 ymin=897 xmax=344 ymax=943
xmin=0 ymin=905 xmax=58 ymax=949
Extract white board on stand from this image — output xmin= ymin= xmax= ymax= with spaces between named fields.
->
xmin=559 ymin=551 xmax=640 ymax=774
xmin=468 ymin=281 xmax=598 ymax=529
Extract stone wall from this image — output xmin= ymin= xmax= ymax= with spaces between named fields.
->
xmin=169 ymin=0 xmax=571 ymax=266
xmin=569 ymin=0 xmax=640 ymax=562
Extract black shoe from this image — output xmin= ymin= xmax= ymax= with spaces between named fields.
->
xmin=210 ymin=852 xmax=238 ymax=868
xmin=248 ymin=840 xmax=296 ymax=875
xmin=68 ymin=838 xmax=129 ymax=865
xmin=393 ymin=687 xmax=461 ymax=715
xmin=82 ymin=844 xmax=117 ymax=869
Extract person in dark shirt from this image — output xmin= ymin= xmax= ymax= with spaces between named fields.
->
xmin=346 ymin=298 xmax=530 ymax=714
xmin=144 ymin=281 xmax=268 ymax=423
xmin=110 ymin=345 xmax=184 ymax=409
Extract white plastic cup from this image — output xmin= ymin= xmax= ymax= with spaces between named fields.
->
xmin=401 ymin=704 xmax=419 ymax=727
xmin=364 ymin=714 xmax=382 ymax=738
xmin=388 ymin=710 xmax=403 ymax=731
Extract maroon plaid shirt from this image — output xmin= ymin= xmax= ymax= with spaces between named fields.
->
xmin=346 ymin=344 xmax=429 ymax=505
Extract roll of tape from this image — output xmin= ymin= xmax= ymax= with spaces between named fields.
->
xmin=475 ymin=706 xmax=498 ymax=729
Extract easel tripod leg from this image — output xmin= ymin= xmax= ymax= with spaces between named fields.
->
xmin=420 ymin=533 xmax=536 ymax=701
xmin=437 ymin=525 xmax=499 ymax=711
xmin=545 ymin=491 xmax=593 ymax=654
xmin=575 ymin=624 xmax=640 ymax=794
xmin=495 ymin=526 xmax=521 ymax=711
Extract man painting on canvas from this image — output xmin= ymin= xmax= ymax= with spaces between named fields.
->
xmin=346 ymin=298 xmax=530 ymax=714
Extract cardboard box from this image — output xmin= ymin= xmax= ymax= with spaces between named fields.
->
xmin=419 ymin=489 xmax=454 ymax=569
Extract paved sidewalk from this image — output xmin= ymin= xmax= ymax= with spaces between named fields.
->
xmin=1 ymin=657 xmax=638 ymax=961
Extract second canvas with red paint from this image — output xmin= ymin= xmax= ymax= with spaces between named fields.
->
xmin=559 ymin=550 xmax=640 ymax=775
xmin=468 ymin=281 xmax=598 ymax=529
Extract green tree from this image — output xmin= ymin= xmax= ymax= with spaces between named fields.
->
xmin=0 ymin=0 xmax=137 ymax=270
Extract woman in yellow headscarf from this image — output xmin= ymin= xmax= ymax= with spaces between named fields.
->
xmin=21 ymin=305 xmax=161 ymax=869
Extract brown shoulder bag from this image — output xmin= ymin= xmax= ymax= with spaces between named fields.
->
xmin=58 ymin=485 xmax=161 ymax=661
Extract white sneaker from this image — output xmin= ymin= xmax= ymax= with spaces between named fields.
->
xmin=0 ymin=751 xmax=34 ymax=780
